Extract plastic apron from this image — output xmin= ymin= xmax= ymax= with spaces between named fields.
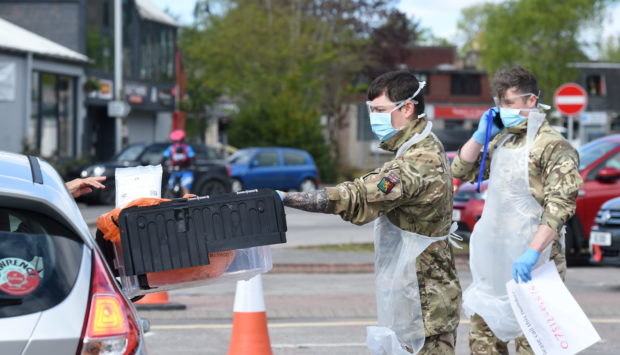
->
xmin=367 ymin=121 xmax=462 ymax=355
xmin=462 ymin=112 xmax=556 ymax=342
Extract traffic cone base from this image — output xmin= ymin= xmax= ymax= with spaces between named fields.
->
xmin=135 ymin=291 xmax=186 ymax=310
xmin=228 ymin=275 xmax=272 ymax=355
xmin=228 ymin=312 xmax=272 ymax=355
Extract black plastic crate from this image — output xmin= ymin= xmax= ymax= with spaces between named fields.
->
xmin=117 ymin=189 xmax=287 ymax=276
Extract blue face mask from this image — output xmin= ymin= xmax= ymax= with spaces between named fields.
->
xmin=370 ymin=109 xmax=400 ymax=141
xmin=499 ymin=108 xmax=527 ymax=127
xmin=367 ymin=81 xmax=427 ymax=141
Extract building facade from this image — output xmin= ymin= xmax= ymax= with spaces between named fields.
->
xmin=0 ymin=0 xmax=178 ymax=161
xmin=0 ymin=17 xmax=88 ymax=160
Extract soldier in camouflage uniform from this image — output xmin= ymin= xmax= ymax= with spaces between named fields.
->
xmin=279 ymin=70 xmax=461 ymax=354
xmin=451 ymin=66 xmax=583 ymax=354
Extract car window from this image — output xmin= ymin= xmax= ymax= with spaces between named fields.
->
xmin=602 ymin=151 xmax=620 ymax=170
xmin=579 ymin=140 xmax=618 ymax=171
xmin=283 ymin=151 xmax=307 ymax=166
xmin=227 ymin=150 xmax=254 ymax=164
xmin=140 ymin=145 xmax=167 ymax=165
xmin=115 ymin=145 xmax=145 ymax=162
xmin=192 ymin=145 xmax=222 ymax=161
xmin=254 ymin=151 xmax=280 ymax=167
xmin=0 ymin=208 xmax=83 ymax=318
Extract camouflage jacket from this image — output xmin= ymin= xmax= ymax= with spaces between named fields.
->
xmin=324 ymin=117 xmax=462 ymax=336
xmin=451 ymin=118 xmax=583 ymax=260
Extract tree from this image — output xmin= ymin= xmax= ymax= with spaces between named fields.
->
xmin=180 ymin=0 xmax=399 ymax=181
xmin=364 ymin=9 xmax=424 ymax=78
xmin=600 ymin=34 xmax=620 ymax=61
xmin=459 ymin=0 xmax=613 ymax=97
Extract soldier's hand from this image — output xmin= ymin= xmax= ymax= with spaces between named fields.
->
xmin=512 ymin=248 xmax=541 ymax=283
xmin=472 ymin=108 xmax=501 ymax=144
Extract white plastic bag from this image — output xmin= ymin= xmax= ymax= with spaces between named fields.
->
xmin=507 ymin=262 xmax=600 ymax=355
xmin=115 ymin=165 xmax=163 ymax=208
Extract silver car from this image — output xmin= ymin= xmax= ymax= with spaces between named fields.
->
xmin=0 ymin=152 xmax=146 ymax=354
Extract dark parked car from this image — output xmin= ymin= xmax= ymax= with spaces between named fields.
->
xmin=227 ymin=147 xmax=320 ymax=192
xmin=590 ymin=197 xmax=620 ymax=266
xmin=68 ymin=142 xmax=232 ymax=204
xmin=0 ymin=151 xmax=147 ymax=354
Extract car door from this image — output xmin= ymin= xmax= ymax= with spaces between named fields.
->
xmin=578 ymin=148 xmax=620 ymax=236
xmin=282 ymin=150 xmax=309 ymax=189
xmin=244 ymin=150 xmax=284 ymax=189
xmin=0 ymin=208 xmax=88 ymax=355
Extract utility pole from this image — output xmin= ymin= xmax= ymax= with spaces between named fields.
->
xmin=114 ymin=0 xmax=123 ymax=153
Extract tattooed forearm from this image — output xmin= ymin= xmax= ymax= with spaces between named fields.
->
xmin=283 ymin=189 xmax=329 ymax=213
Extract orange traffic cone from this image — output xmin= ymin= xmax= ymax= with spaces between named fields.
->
xmin=228 ymin=274 xmax=272 ymax=355
xmin=135 ymin=291 xmax=186 ymax=310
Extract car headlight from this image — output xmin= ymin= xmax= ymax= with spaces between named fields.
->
xmin=91 ymin=165 xmax=106 ymax=177
xmin=80 ymin=169 xmax=89 ymax=178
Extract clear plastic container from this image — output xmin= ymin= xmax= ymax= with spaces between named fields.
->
xmin=115 ymin=244 xmax=272 ymax=298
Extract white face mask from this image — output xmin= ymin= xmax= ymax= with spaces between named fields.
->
xmin=366 ymin=82 xmax=426 ymax=141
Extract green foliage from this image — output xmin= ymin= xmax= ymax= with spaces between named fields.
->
xmin=459 ymin=0 xmax=613 ymax=97
xmin=600 ymin=34 xmax=620 ymax=61
xmin=180 ymin=0 xmax=403 ymax=183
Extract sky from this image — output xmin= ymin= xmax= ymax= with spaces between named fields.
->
xmin=151 ymin=0 xmax=620 ymax=55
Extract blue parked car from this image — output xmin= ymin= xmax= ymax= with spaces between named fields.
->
xmin=227 ymin=147 xmax=320 ymax=192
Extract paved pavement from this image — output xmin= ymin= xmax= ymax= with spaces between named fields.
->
xmin=78 ymin=204 xmax=619 ymax=354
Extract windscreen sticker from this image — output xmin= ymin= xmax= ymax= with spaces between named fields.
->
xmin=0 ymin=257 xmax=41 ymax=296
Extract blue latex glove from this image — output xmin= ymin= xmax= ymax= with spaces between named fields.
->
xmin=275 ymin=190 xmax=285 ymax=201
xmin=512 ymin=248 xmax=541 ymax=283
xmin=472 ymin=108 xmax=501 ymax=144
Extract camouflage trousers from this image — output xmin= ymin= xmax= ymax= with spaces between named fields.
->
xmin=469 ymin=244 xmax=567 ymax=355
xmin=406 ymin=331 xmax=457 ymax=354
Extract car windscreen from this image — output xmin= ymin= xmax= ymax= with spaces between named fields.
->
xmin=115 ymin=144 xmax=146 ymax=162
xmin=579 ymin=140 xmax=618 ymax=171
xmin=0 ymin=208 xmax=83 ymax=318
xmin=140 ymin=145 xmax=168 ymax=165
xmin=226 ymin=150 xmax=254 ymax=164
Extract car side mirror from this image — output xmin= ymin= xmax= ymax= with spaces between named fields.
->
xmin=596 ymin=167 xmax=620 ymax=182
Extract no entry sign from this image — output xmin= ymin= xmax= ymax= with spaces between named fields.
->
xmin=554 ymin=83 xmax=588 ymax=116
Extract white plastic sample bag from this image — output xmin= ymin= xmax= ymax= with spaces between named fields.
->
xmin=506 ymin=262 xmax=600 ymax=355
xmin=115 ymin=165 xmax=163 ymax=208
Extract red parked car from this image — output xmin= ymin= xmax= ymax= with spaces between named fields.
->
xmin=453 ymin=134 xmax=620 ymax=262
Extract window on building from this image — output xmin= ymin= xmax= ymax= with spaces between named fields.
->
xmin=86 ymin=0 xmax=113 ymax=72
xmin=29 ymin=72 xmax=75 ymax=158
xmin=140 ymin=22 xmax=175 ymax=81
xmin=450 ymin=74 xmax=481 ymax=96
xmin=586 ymin=75 xmax=605 ymax=96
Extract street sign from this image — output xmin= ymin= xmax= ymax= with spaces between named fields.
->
xmin=554 ymin=83 xmax=588 ymax=116
xmin=107 ymin=100 xmax=131 ymax=117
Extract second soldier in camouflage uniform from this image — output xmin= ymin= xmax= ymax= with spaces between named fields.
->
xmin=280 ymin=70 xmax=461 ymax=354
xmin=452 ymin=66 xmax=583 ymax=354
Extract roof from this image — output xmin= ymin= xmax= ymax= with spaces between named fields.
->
xmin=568 ymin=62 xmax=620 ymax=69
xmin=135 ymin=0 xmax=178 ymax=27
xmin=0 ymin=151 xmax=94 ymax=247
xmin=0 ymin=17 xmax=89 ymax=63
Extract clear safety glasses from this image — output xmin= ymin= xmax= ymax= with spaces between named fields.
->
xmin=366 ymin=81 xmax=426 ymax=114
